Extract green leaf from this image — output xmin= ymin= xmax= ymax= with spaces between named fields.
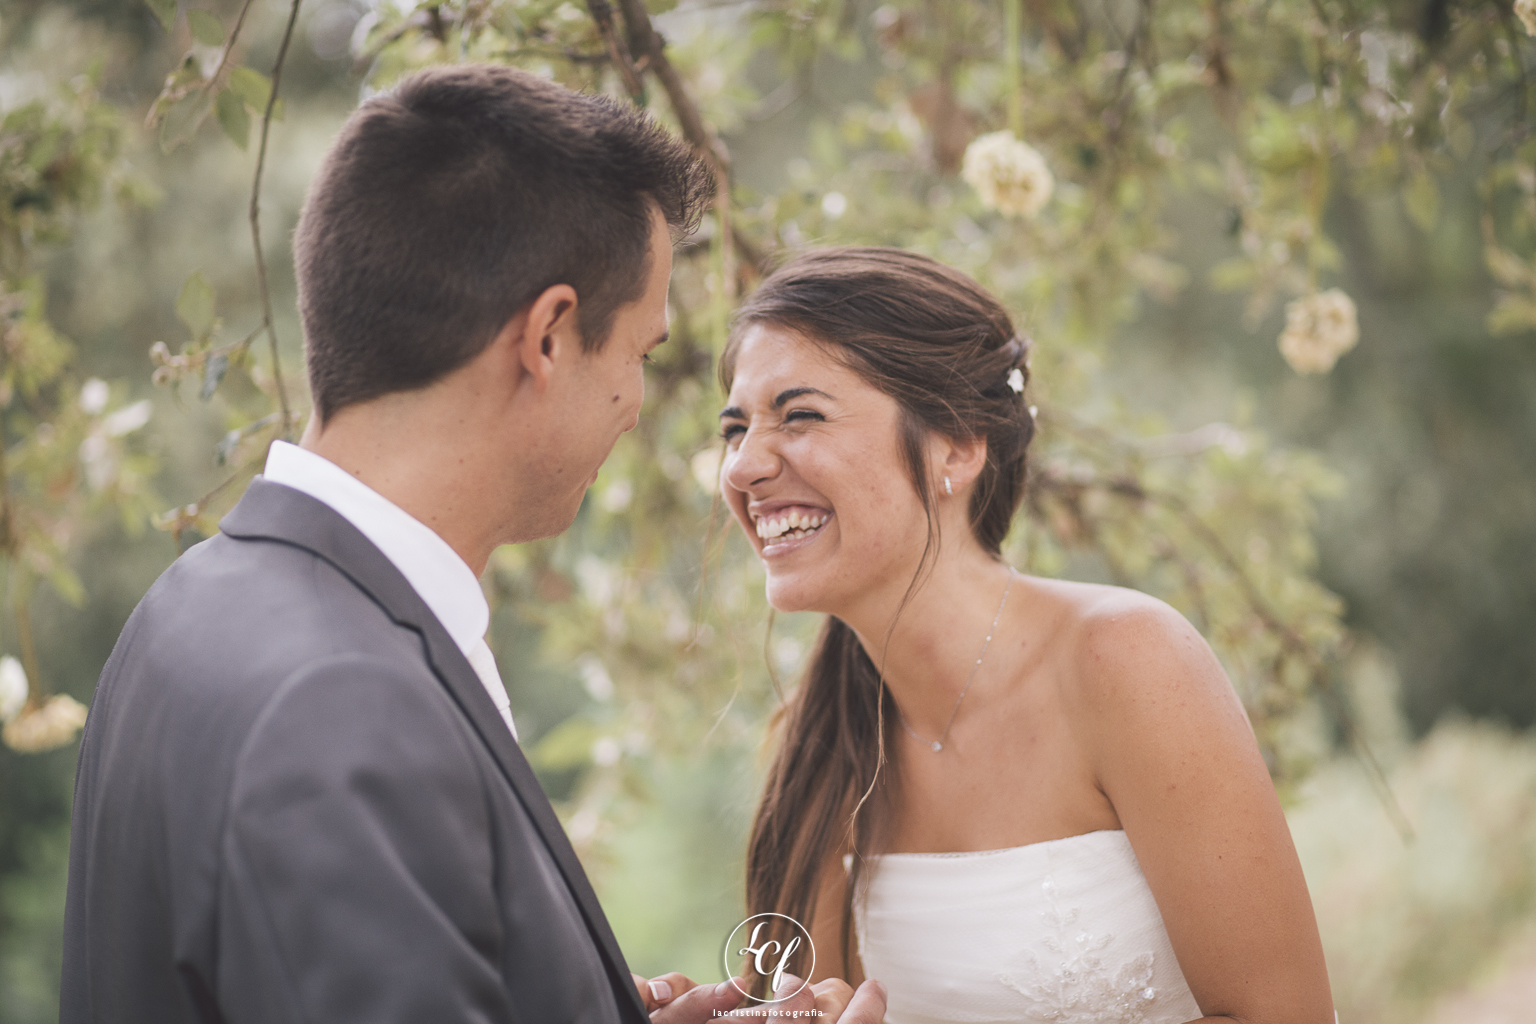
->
xmin=158 ymin=91 xmax=211 ymax=153
xmin=1487 ymin=295 xmax=1536 ymax=337
xmin=200 ymin=351 xmax=229 ymax=401
xmin=227 ymin=67 xmax=272 ymax=113
xmin=143 ymin=0 xmax=176 ymax=33
xmin=215 ymin=88 xmax=249 ymax=150
xmin=188 ymin=9 xmax=225 ymax=47
xmin=527 ymin=717 xmax=600 ymax=772
xmin=176 ymin=272 xmax=216 ymax=339
xmin=1404 ymin=170 xmax=1439 ymax=234
xmin=47 ymin=564 xmax=87 ymax=609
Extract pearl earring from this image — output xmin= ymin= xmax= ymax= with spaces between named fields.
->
xmin=944 ymin=476 xmax=953 ymax=496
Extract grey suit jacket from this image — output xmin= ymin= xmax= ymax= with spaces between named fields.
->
xmin=60 ymin=478 xmax=650 ymax=1024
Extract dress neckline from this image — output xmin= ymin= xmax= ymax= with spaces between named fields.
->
xmin=869 ymin=828 xmax=1125 ymax=860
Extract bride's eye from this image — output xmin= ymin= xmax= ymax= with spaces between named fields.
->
xmin=720 ymin=423 xmax=746 ymax=442
xmin=785 ymin=409 xmax=824 ymax=425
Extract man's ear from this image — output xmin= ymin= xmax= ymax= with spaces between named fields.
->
xmin=508 ymin=283 xmax=580 ymax=392
xmin=942 ymin=434 xmax=989 ymax=491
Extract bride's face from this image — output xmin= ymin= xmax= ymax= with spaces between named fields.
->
xmin=720 ymin=324 xmax=935 ymax=614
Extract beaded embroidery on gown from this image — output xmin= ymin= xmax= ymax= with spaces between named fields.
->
xmin=850 ymin=830 xmax=1204 ymax=1024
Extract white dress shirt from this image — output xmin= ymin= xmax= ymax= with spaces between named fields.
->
xmin=261 ymin=440 xmax=518 ymax=742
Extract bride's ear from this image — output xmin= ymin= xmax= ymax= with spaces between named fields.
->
xmin=508 ymin=283 xmax=580 ymax=392
xmin=940 ymin=434 xmax=988 ymax=494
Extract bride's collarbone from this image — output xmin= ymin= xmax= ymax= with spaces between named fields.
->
xmin=884 ymin=747 xmax=1119 ymax=856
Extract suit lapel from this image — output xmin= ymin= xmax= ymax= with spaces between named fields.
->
xmin=220 ymin=479 xmax=649 ymax=1024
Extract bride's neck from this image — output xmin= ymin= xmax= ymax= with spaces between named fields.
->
xmin=834 ymin=544 xmax=1017 ymax=738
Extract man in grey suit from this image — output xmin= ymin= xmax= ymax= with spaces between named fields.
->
xmin=60 ymin=64 xmax=884 ymax=1024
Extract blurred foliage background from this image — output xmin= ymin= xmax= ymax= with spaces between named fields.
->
xmin=1 ymin=0 xmax=1534 ymax=1020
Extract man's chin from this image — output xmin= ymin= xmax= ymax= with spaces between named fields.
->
xmin=500 ymin=490 xmax=587 ymax=546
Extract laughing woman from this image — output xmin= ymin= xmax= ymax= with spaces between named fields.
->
xmin=719 ymin=248 xmax=1333 ymax=1024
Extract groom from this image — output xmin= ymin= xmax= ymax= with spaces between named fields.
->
xmin=60 ymin=65 xmax=883 ymax=1024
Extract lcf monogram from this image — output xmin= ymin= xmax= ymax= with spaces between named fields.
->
xmin=739 ymin=921 xmax=802 ymax=994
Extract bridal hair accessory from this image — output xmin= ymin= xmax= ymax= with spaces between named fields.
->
xmin=899 ymin=568 xmax=1015 ymax=752
xmin=943 ymin=476 xmax=953 ymax=496
xmin=998 ymin=335 xmax=1031 ymax=396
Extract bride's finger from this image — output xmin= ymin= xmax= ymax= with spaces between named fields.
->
xmin=837 ymin=979 xmax=888 ymax=1024
xmin=811 ymin=978 xmax=854 ymax=1019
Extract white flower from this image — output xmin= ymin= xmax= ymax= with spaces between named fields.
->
xmin=591 ymin=737 xmax=621 ymax=766
xmin=2 ymin=693 xmax=88 ymax=753
xmin=691 ymin=446 xmax=724 ymax=494
xmin=103 ymin=399 xmax=153 ymax=437
xmin=1517 ymin=0 xmax=1536 ymax=38
xmin=1278 ymin=289 xmax=1359 ymax=374
xmin=79 ymin=379 xmax=109 ymax=415
xmin=961 ymin=130 xmax=1054 ymax=219
xmin=577 ymin=655 xmax=614 ymax=701
xmin=600 ymin=478 xmax=633 ymax=513
xmin=1007 ymin=368 xmax=1025 ymax=393
xmin=0 ymin=656 xmax=27 ymax=722
xmin=79 ymin=433 xmax=115 ymax=491
xmin=821 ymin=191 xmax=848 ymax=219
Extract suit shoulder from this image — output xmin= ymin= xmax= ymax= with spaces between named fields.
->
xmin=230 ymin=652 xmax=488 ymax=812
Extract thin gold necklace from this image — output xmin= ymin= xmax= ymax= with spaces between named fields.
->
xmin=898 ymin=568 xmax=1015 ymax=753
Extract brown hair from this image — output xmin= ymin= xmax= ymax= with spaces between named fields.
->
xmin=723 ymin=246 xmax=1035 ymax=978
xmin=294 ymin=63 xmax=713 ymax=423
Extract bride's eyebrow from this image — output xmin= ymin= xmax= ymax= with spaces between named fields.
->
xmin=772 ymin=386 xmax=833 ymax=408
xmin=718 ymin=386 xmax=835 ymax=422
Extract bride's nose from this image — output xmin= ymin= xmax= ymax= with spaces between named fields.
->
xmin=722 ymin=427 xmax=782 ymax=494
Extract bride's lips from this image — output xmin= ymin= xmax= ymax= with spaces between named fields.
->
xmin=751 ymin=502 xmax=833 ymax=559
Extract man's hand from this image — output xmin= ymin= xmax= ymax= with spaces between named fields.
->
xmin=633 ymin=972 xmax=693 ymax=1012
xmin=646 ymin=973 xmax=887 ymax=1024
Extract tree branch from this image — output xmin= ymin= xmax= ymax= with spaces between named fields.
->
xmin=249 ymin=0 xmax=302 ymax=440
xmin=586 ymin=0 xmax=647 ymax=103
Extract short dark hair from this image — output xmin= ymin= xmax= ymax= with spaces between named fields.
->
xmin=294 ymin=63 xmax=714 ymax=423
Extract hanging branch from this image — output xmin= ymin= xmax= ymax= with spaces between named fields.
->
xmin=585 ymin=0 xmax=647 ymax=103
xmin=248 ymin=0 xmax=303 ymax=440
xmin=207 ymin=0 xmax=260 ymax=95
xmin=607 ymin=0 xmax=767 ymax=285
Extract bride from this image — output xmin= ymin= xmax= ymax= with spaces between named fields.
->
xmin=715 ymin=247 xmax=1334 ymax=1023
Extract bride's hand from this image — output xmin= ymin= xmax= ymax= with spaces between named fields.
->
xmin=810 ymin=977 xmax=855 ymax=1018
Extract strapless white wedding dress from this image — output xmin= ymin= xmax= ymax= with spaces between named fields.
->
xmin=850 ymin=830 xmax=1204 ymax=1024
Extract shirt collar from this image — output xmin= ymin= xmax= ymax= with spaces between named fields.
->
xmin=260 ymin=440 xmax=488 ymax=657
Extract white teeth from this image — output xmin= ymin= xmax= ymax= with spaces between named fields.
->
xmin=754 ymin=511 xmax=828 ymax=544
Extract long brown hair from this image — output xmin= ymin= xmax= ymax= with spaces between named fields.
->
xmin=724 ymin=247 xmax=1036 ymax=979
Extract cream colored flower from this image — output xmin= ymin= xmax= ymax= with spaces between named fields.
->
xmin=1278 ymin=289 xmax=1359 ymax=374
xmin=0 ymin=656 xmax=26 ymax=722
xmin=1516 ymin=0 xmax=1536 ymax=38
xmin=3 ymin=693 xmax=88 ymax=753
xmin=961 ymin=130 xmax=1054 ymax=219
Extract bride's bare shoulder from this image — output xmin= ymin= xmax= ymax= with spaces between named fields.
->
xmin=1020 ymin=577 xmax=1223 ymax=717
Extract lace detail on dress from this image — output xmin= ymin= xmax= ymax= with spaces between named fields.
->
xmin=995 ymin=876 xmax=1162 ymax=1024
xmin=852 ymin=830 xmax=1202 ymax=1024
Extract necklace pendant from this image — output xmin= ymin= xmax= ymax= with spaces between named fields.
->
xmin=931 ymin=741 xmax=943 ymax=752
